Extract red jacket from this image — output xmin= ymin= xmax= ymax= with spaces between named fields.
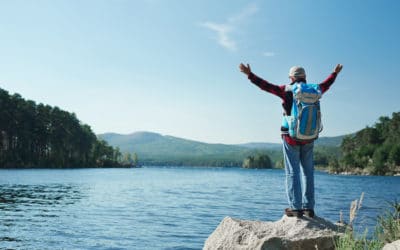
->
xmin=248 ymin=72 xmax=337 ymax=145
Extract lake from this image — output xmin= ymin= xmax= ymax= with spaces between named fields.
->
xmin=0 ymin=167 xmax=399 ymax=249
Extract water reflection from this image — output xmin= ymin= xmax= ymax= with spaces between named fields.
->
xmin=0 ymin=236 xmax=21 ymax=242
xmin=0 ymin=168 xmax=398 ymax=250
xmin=0 ymin=184 xmax=84 ymax=247
xmin=0 ymin=184 xmax=84 ymax=208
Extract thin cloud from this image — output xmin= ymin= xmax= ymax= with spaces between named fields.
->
xmin=263 ymin=52 xmax=275 ymax=57
xmin=201 ymin=22 xmax=236 ymax=51
xmin=200 ymin=3 xmax=259 ymax=51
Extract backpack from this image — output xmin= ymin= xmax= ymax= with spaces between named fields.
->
xmin=282 ymin=82 xmax=323 ymax=141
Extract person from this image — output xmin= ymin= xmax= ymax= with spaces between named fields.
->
xmin=239 ymin=63 xmax=343 ymax=218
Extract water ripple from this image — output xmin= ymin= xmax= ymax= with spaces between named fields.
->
xmin=0 ymin=168 xmax=399 ymax=250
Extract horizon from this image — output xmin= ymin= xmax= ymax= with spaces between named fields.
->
xmin=97 ymin=130 xmax=347 ymax=145
xmin=1 ymin=1 xmax=399 ymax=144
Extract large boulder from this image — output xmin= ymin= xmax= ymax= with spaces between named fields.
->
xmin=383 ymin=239 xmax=400 ymax=250
xmin=203 ymin=216 xmax=344 ymax=250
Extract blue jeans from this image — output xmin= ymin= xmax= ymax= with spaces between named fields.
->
xmin=282 ymin=139 xmax=315 ymax=210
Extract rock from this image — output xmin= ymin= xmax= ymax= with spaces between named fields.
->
xmin=383 ymin=239 xmax=400 ymax=250
xmin=203 ymin=216 xmax=344 ymax=250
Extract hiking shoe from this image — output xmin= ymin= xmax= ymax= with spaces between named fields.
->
xmin=285 ymin=208 xmax=303 ymax=218
xmin=303 ymin=209 xmax=315 ymax=218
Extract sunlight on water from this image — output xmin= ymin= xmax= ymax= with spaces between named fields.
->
xmin=0 ymin=168 xmax=399 ymax=249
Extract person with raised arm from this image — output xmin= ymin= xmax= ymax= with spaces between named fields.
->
xmin=239 ymin=63 xmax=343 ymax=218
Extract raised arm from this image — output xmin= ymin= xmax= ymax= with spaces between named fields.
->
xmin=239 ymin=63 xmax=252 ymax=76
xmin=334 ymin=64 xmax=343 ymax=74
xmin=239 ymin=63 xmax=286 ymax=99
xmin=319 ymin=64 xmax=343 ymax=93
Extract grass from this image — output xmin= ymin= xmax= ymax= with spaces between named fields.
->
xmin=376 ymin=201 xmax=400 ymax=244
xmin=335 ymin=194 xmax=400 ymax=250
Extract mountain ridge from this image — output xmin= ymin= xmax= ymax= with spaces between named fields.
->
xmin=98 ymin=131 xmax=345 ymax=150
xmin=98 ymin=131 xmax=252 ymax=155
xmin=97 ymin=131 xmax=344 ymax=166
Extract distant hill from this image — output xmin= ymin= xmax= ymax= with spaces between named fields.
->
xmin=97 ymin=132 xmax=282 ymax=166
xmin=314 ymin=135 xmax=347 ymax=147
xmin=237 ymin=142 xmax=281 ymax=150
xmin=99 ymin=131 xmax=249 ymax=156
xmin=239 ymin=135 xmax=346 ymax=149
xmin=98 ymin=131 xmax=345 ymax=167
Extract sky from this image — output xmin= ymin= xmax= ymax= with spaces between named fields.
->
xmin=0 ymin=0 xmax=399 ymax=144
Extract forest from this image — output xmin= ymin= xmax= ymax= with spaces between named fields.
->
xmin=329 ymin=112 xmax=400 ymax=175
xmin=2 ymin=85 xmax=399 ymax=173
xmin=0 ymin=88 xmax=124 ymax=168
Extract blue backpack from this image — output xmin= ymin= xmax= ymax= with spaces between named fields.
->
xmin=282 ymin=82 xmax=323 ymax=141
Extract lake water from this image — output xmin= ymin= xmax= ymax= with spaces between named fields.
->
xmin=0 ymin=167 xmax=399 ymax=250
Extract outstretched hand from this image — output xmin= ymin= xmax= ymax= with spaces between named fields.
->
xmin=334 ymin=64 xmax=343 ymax=74
xmin=239 ymin=63 xmax=252 ymax=76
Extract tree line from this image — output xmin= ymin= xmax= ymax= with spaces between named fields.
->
xmin=0 ymin=88 xmax=125 ymax=168
xmin=242 ymin=153 xmax=273 ymax=169
xmin=330 ymin=112 xmax=400 ymax=175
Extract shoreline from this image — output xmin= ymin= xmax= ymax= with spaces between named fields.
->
xmin=318 ymin=167 xmax=400 ymax=177
xmin=1 ymin=166 xmax=399 ymax=176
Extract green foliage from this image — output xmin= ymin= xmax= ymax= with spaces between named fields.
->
xmin=335 ymin=229 xmax=383 ymax=250
xmin=99 ymin=130 xmax=346 ymax=168
xmin=314 ymin=146 xmax=340 ymax=166
xmin=340 ymin=112 xmax=400 ymax=175
xmin=376 ymin=201 xmax=400 ymax=244
xmin=274 ymin=158 xmax=284 ymax=169
xmin=370 ymin=144 xmax=391 ymax=175
xmin=388 ymin=144 xmax=400 ymax=166
xmin=0 ymin=88 xmax=122 ymax=168
xmin=100 ymin=132 xmax=282 ymax=167
xmin=242 ymin=153 xmax=272 ymax=169
xmin=335 ymin=201 xmax=400 ymax=250
xmin=328 ymin=157 xmax=340 ymax=172
xmin=314 ymin=134 xmax=348 ymax=147
xmin=121 ymin=152 xmax=139 ymax=167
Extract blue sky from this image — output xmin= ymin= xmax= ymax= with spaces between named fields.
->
xmin=0 ymin=0 xmax=399 ymax=144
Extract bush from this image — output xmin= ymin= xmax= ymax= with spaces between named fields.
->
xmin=335 ymin=229 xmax=383 ymax=250
xmin=242 ymin=153 xmax=272 ymax=169
xmin=376 ymin=201 xmax=400 ymax=244
xmin=388 ymin=145 xmax=400 ymax=166
xmin=371 ymin=145 xmax=391 ymax=175
xmin=335 ymin=200 xmax=400 ymax=250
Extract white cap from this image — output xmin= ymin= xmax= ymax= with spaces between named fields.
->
xmin=289 ymin=66 xmax=306 ymax=78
